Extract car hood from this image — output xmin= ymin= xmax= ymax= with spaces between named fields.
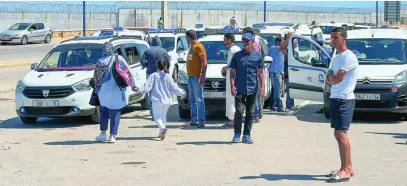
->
xmin=356 ymin=64 xmax=407 ymax=80
xmin=1 ymin=30 xmax=23 ymax=35
xmin=22 ymin=70 xmax=94 ymax=87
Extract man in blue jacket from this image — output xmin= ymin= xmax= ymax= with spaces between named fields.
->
xmin=140 ymin=36 xmax=171 ymax=116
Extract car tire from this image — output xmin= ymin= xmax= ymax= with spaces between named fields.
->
xmin=140 ymin=97 xmax=149 ymax=110
xmin=1 ymin=42 xmax=7 ymax=45
xmin=89 ymin=107 xmax=100 ymax=123
xmin=44 ymin=34 xmax=51 ymax=43
xmin=20 ymin=117 xmax=37 ymax=124
xmin=178 ymin=107 xmax=190 ymax=119
xmin=20 ymin=36 xmax=28 ymax=45
xmin=324 ymin=106 xmax=331 ymax=119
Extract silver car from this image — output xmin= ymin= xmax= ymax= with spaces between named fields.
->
xmin=0 ymin=23 xmax=52 ymax=45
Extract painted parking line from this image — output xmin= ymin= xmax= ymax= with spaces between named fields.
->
xmin=287 ymin=100 xmax=312 ymax=116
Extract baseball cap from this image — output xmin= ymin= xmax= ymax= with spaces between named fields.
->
xmin=242 ymin=33 xmax=253 ymax=40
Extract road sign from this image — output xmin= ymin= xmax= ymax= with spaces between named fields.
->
xmin=384 ymin=1 xmax=401 ymax=24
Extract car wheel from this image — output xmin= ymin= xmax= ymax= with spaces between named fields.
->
xmin=21 ymin=36 xmax=28 ymax=45
xmin=89 ymin=107 xmax=100 ymax=123
xmin=20 ymin=116 xmax=37 ymax=124
xmin=172 ymin=66 xmax=178 ymax=82
xmin=1 ymin=42 xmax=7 ymax=45
xmin=140 ymin=97 xmax=149 ymax=110
xmin=44 ymin=34 xmax=51 ymax=43
xmin=324 ymin=106 xmax=331 ymax=119
xmin=178 ymin=107 xmax=190 ymax=119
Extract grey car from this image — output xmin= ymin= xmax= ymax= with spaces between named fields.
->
xmin=0 ymin=23 xmax=52 ymax=45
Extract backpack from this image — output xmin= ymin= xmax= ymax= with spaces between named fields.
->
xmin=111 ymin=54 xmax=133 ymax=89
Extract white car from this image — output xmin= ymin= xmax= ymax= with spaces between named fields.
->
xmin=176 ymin=28 xmax=273 ymax=119
xmin=286 ymin=29 xmax=407 ymax=119
xmin=252 ymin=22 xmax=301 ymax=31
xmin=259 ymin=25 xmax=293 ymax=45
xmin=15 ymin=36 xmax=149 ymax=124
xmin=319 ymin=22 xmax=354 ymax=44
xmin=145 ymin=29 xmax=190 ymax=82
xmin=92 ymin=29 xmax=147 ymax=41
xmin=293 ymin=24 xmax=323 ymax=41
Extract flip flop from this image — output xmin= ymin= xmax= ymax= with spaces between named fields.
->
xmin=326 ymin=173 xmax=350 ymax=183
xmin=326 ymin=170 xmax=354 ymax=177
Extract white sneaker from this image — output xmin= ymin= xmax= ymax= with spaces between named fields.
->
xmin=95 ymin=134 xmax=108 ymax=142
xmin=108 ymin=135 xmax=116 ymax=143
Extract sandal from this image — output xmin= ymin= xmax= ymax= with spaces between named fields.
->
xmin=326 ymin=173 xmax=350 ymax=183
xmin=326 ymin=170 xmax=354 ymax=177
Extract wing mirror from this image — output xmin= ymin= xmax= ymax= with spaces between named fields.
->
xmin=30 ymin=63 xmax=38 ymax=70
xmin=264 ymin=56 xmax=273 ymax=64
xmin=311 ymin=57 xmax=325 ymax=67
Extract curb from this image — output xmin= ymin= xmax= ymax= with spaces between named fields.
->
xmin=0 ymin=86 xmax=15 ymax=93
xmin=0 ymin=61 xmax=37 ymax=69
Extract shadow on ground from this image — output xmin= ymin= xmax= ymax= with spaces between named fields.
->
xmin=176 ymin=141 xmax=232 ymax=146
xmin=240 ymin=173 xmax=327 ymax=182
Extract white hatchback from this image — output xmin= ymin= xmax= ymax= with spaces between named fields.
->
xmin=15 ymin=36 xmax=149 ymax=124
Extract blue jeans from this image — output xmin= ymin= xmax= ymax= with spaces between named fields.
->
xmin=99 ymin=106 xmax=121 ymax=135
xmin=146 ymin=74 xmax=153 ymax=116
xmin=285 ymin=77 xmax=294 ymax=109
xmin=271 ymin=72 xmax=284 ymax=111
xmin=188 ymin=76 xmax=206 ymax=124
xmin=254 ymin=87 xmax=260 ymax=119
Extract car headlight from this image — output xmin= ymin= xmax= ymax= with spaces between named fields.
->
xmin=16 ymin=80 xmax=25 ymax=93
xmin=178 ymin=71 xmax=188 ymax=85
xmin=393 ymin=70 xmax=407 ymax=87
xmin=72 ymin=78 xmax=92 ymax=92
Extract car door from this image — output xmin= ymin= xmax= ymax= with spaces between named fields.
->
xmin=287 ymin=34 xmax=331 ymax=102
xmin=36 ymin=23 xmax=46 ymax=41
xmin=179 ymin=36 xmax=189 ymax=61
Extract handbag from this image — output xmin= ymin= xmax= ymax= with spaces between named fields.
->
xmin=89 ymin=89 xmax=100 ymax=106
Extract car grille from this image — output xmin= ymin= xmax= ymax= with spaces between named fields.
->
xmin=24 ymin=107 xmax=72 ymax=115
xmin=204 ymin=78 xmax=226 ymax=91
xmin=354 ymin=89 xmax=390 ymax=94
xmin=205 ymin=98 xmax=226 ymax=108
xmin=356 ymin=100 xmax=390 ymax=109
xmin=23 ymin=87 xmax=74 ymax=99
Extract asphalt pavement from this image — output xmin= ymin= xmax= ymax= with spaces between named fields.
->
xmin=0 ymin=41 xmax=59 ymax=63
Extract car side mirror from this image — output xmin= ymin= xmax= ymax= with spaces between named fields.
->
xmin=30 ymin=63 xmax=38 ymax=70
xmin=311 ymin=57 xmax=325 ymax=67
xmin=29 ymin=28 xmax=34 ymax=32
xmin=264 ymin=56 xmax=273 ymax=64
xmin=178 ymin=57 xmax=186 ymax=64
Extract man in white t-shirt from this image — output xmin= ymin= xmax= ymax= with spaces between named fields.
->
xmin=222 ymin=33 xmax=241 ymax=128
xmin=325 ymin=27 xmax=359 ymax=183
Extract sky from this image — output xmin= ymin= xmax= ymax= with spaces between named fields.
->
xmin=19 ymin=1 xmax=403 ymax=10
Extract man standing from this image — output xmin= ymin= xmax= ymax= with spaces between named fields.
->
xmin=222 ymin=33 xmax=240 ymax=128
xmin=268 ymin=35 xmax=291 ymax=112
xmin=326 ymin=27 xmax=358 ymax=183
xmin=183 ymin=30 xmax=207 ymax=128
xmin=140 ymin=36 xmax=170 ymax=117
xmin=230 ymin=33 xmax=265 ymax=144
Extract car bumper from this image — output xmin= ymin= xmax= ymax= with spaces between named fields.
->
xmin=15 ymin=90 xmax=96 ymax=118
xmin=324 ymin=84 xmax=407 ymax=113
xmin=176 ymin=83 xmax=226 ymax=111
xmin=0 ymin=37 xmax=21 ymax=42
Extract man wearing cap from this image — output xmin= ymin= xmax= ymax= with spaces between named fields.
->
xmin=230 ymin=32 xmax=265 ymax=144
xmin=268 ymin=34 xmax=291 ymax=112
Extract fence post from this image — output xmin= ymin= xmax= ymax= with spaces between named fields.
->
xmin=68 ymin=13 xmax=72 ymax=30
xmin=134 ymin=9 xmax=137 ymax=27
xmin=150 ymin=9 xmax=153 ymax=28
xmin=180 ymin=9 xmax=183 ymax=28
xmin=109 ymin=13 xmax=113 ymax=27
xmin=90 ymin=13 xmax=93 ymax=29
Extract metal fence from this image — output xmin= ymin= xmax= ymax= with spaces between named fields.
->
xmin=0 ymin=2 xmax=402 ymax=31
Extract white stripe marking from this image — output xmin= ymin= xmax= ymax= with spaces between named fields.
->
xmin=287 ymin=100 xmax=311 ymax=116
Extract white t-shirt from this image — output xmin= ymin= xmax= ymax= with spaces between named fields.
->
xmin=227 ymin=45 xmax=241 ymax=66
xmin=330 ymin=50 xmax=359 ymax=99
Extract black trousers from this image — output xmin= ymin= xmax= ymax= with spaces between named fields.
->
xmin=234 ymin=94 xmax=256 ymax=136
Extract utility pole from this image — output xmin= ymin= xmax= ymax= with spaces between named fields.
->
xmin=161 ymin=1 xmax=169 ymax=28
xmin=376 ymin=1 xmax=379 ymax=27
xmin=83 ymin=1 xmax=86 ymax=36
xmin=264 ymin=1 xmax=267 ymax=22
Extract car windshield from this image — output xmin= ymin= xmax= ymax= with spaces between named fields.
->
xmin=8 ymin=23 xmax=30 ymax=30
xmin=37 ymin=44 xmax=104 ymax=72
xmin=201 ymin=41 xmax=243 ymax=64
xmin=158 ymin=37 xmax=175 ymax=52
xmin=346 ymin=39 xmax=407 ymax=64
xmin=320 ymin=26 xmax=337 ymax=34
xmin=261 ymin=33 xmax=282 ymax=46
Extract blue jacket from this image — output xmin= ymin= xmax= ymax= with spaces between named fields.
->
xmin=140 ymin=37 xmax=171 ymax=75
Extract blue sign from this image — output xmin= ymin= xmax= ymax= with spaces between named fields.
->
xmin=319 ymin=74 xmax=324 ymax=83
xmin=146 ymin=29 xmax=179 ymax=34
xmin=99 ymin=30 xmax=114 ymax=36
xmin=219 ymin=26 xmax=240 ymax=34
xmin=195 ymin=24 xmax=204 ymax=29
xmin=114 ymin=27 xmax=123 ymax=32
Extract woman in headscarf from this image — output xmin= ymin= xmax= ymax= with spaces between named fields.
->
xmin=93 ymin=42 xmax=136 ymax=143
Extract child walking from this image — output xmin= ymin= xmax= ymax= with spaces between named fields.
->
xmin=135 ymin=59 xmax=186 ymax=140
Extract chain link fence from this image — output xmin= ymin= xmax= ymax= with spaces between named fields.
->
xmin=1 ymin=2 xmax=404 ymax=31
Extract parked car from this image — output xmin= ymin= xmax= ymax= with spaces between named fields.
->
xmin=0 ymin=23 xmax=52 ymax=45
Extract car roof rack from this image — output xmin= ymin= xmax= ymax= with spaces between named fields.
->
xmin=146 ymin=28 xmax=186 ymax=34
xmin=60 ymin=36 xmax=113 ymax=44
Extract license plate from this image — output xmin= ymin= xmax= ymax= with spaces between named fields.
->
xmin=204 ymin=92 xmax=226 ymax=98
xmin=32 ymin=100 xmax=59 ymax=107
xmin=355 ymin=94 xmax=380 ymax=100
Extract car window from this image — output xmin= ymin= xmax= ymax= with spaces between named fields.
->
xmin=346 ymin=39 xmax=407 ymax=64
xmin=292 ymin=37 xmax=327 ymax=66
xmin=158 ymin=37 xmax=175 ymax=52
xmin=201 ymin=41 xmax=243 ymax=64
xmin=29 ymin=24 xmax=37 ymax=30
xmin=36 ymin=23 xmax=45 ymax=30
xmin=37 ymin=44 xmax=103 ymax=71
xmin=8 ymin=23 xmax=30 ymax=30
xmin=320 ymin=26 xmax=336 ymax=34
xmin=181 ymin=36 xmax=189 ymax=49
xmin=124 ymin=46 xmax=141 ymax=65
xmin=261 ymin=33 xmax=282 ymax=46
xmin=177 ymin=37 xmax=185 ymax=52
